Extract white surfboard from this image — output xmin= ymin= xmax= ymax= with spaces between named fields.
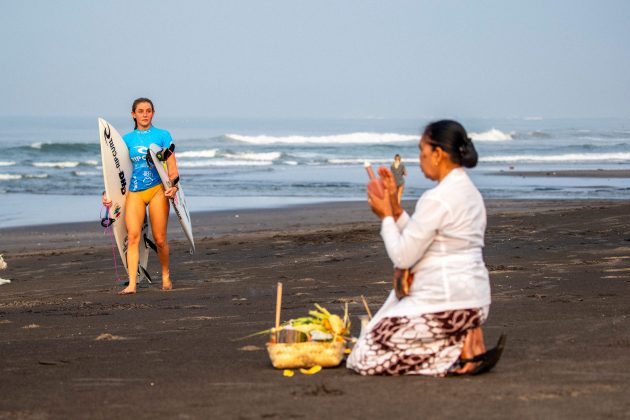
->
xmin=98 ymin=118 xmax=152 ymax=283
xmin=149 ymin=143 xmax=195 ymax=254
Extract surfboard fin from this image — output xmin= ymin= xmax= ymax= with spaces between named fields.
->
xmin=138 ymin=265 xmax=153 ymax=284
xmin=143 ymin=233 xmax=158 ymax=254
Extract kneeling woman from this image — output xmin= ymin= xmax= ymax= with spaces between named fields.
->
xmin=347 ymin=120 xmax=504 ymax=376
xmin=102 ymin=98 xmax=180 ymax=294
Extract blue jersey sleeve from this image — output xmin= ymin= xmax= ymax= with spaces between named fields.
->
xmin=159 ymin=129 xmax=173 ymax=150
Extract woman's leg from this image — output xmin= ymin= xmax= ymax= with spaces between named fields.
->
xmin=121 ymin=192 xmax=147 ymax=294
xmin=453 ymin=327 xmax=487 ymax=374
xmin=148 ymin=187 xmax=172 ymax=290
xmin=397 ymin=184 xmax=404 ymax=204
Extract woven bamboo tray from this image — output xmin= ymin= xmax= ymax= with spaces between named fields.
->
xmin=266 ymin=341 xmax=346 ymax=369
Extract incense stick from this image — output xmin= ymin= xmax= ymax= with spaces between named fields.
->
xmin=361 ymin=295 xmax=373 ymax=320
xmin=275 ymin=282 xmax=283 ymax=331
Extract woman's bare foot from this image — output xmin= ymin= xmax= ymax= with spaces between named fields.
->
xmin=162 ymin=277 xmax=173 ymax=291
xmin=118 ymin=285 xmax=136 ymax=295
xmin=454 ymin=327 xmax=486 ymax=374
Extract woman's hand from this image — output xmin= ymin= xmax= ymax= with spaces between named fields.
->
xmin=378 ymin=166 xmax=397 ymax=193
xmin=367 ymin=166 xmax=394 ymax=219
xmin=102 ymin=191 xmax=112 ymax=208
xmin=164 ymin=186 xmax=179 ymax=199
xmin=377 ymin=166 xmax=404 ymax=219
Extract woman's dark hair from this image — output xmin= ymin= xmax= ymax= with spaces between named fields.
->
xmin=131 ymin=97 xmax=155 ymax=129
xmin=422 ymin=120 xmax=478 ymax=168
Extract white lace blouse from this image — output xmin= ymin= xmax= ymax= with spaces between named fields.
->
xmin=369 ymin=167 xmax=491 ymax=326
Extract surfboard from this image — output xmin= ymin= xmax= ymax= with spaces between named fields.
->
xmin=148 ymin=143 xmax=195 ymax=254
xmin=98 ymin=118 xmax=152 ymax=283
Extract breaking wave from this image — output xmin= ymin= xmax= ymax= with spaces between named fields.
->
xmin=470 ymin=129 xmax=513 ymax=141
xmin=226 ymin=132 xmax=416 ymax=145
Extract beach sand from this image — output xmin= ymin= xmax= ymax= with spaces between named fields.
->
xmin=1 ymin=200 xmax=629 ymax=419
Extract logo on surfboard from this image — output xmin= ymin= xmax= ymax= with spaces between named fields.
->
xmin=103 ymin=124 xmax=128 ymax=195
xmin=112 ymin=204 xmax=122 ymax=219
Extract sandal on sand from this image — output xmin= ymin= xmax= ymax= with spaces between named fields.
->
xmin=450 ymin=333 xmax=507 ymax=376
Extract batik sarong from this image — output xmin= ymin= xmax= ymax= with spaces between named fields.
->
xmin=347 ymin=308 xmax=485 ymax=376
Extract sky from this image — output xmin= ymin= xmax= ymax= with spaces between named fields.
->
xmin=1 ymin=0 xmax=629 ymax=119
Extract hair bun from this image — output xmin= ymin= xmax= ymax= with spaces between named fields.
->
xmin=459 ymin=137 xmax=478 ymax=168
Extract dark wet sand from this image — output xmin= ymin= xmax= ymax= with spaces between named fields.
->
xmin=1 ymin=200 xmax=629 ymax=419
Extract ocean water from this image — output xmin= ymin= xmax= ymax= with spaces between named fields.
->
xmin=0 ymin=116 xmax=629 ymax=228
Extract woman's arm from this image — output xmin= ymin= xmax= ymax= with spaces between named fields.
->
xmin=164 ymin=153 xmax=180 ymax=199
xmin=165 ymin=153 xmax=179 ymax=182
xmin=381 ymin=196 xmax=448 ymax=269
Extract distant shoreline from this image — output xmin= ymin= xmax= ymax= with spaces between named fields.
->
xmin=492 ymin=169 xmax=630 ymax=178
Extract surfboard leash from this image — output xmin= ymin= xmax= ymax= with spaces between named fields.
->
xmin=100 ymin=206 xmax=124 ymax=284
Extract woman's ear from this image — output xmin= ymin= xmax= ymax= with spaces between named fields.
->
xmin=433 ymin=146 xmax=445 ymax=166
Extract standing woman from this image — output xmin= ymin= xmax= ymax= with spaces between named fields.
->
xmin=347 ymin=120 xmax=504 ymax=376
xmin=102 ymin=98 xmax=180 ymax=294
xmin=390 ymin=154 xmax=407 ymax=204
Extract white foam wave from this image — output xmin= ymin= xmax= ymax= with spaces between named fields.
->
xmin=470 ymin=129 xmax=513 ymax=141
xmin=33 ymin=161 xmax=80 ymax=168
xmin=84 ymin=160 xmax=98 ymax=166
xmin=73 ymin=171 xmax=99 ymax=177
xmin=328 ymin=158 xmax=393 ymax=165
xmin=177 ymin=149 xmax=218 ymax=158
xmin=0 ymin=174 xmax=22 ymax=180
xmin=30 ymin=142 xmax=43 ymax=149
xmin=0 ymin=161 xmax=16 ymax=167
xmin=178 ymin=160 xmax=273 ymax=168
xmin=25 ymin=173 xmax=49 ymax=179
xmin=226 ymin=132 xmax=416 ymax=145
xmin=224 ymin=152 xmax=282 ymax=161
xmin=482 ymin=152 xmax=630 ymax=163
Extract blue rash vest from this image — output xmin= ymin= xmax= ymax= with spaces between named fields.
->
xmin=123 ymin=126 xmax=173 ymax=192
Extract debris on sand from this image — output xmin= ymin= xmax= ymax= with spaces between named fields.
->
xmin=0 ymin=254 xmax=10 ymax=285
xmin=239 ymin=345 xmax=263 ymax=351
xmin=95 ymin=333 xmax=126 ymax=341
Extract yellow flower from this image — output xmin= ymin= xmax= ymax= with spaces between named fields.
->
xmin=327 ymin=315 xmax=345 ymax=335
xmin=300 ymin=365 xmax=322 ymax=375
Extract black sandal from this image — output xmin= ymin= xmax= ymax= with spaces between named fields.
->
xmin=450 ymin=333 xmax=507 ymax=376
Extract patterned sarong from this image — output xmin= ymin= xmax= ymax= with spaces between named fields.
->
xmin=347 ymin=308 xmax=485 ymax=376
